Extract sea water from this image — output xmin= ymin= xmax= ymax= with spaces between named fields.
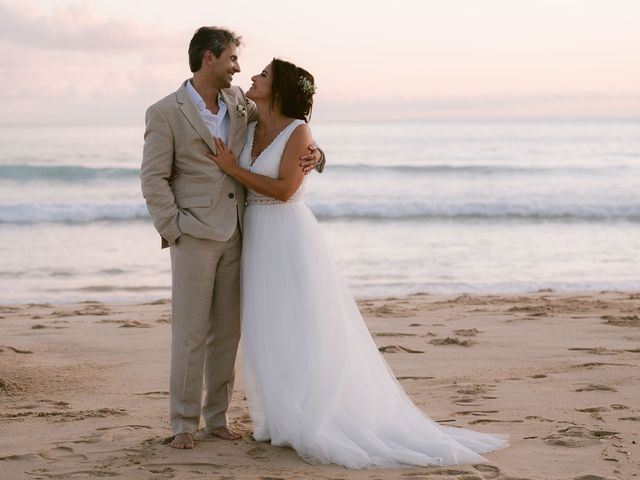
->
xmin=1 ymin=120 xmax=638 ymax=303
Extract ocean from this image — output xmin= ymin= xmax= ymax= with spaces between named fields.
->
xmin=1 ymin=120 xmax=639 ymax=304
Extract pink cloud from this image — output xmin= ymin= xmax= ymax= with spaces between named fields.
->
xmin=0 ymin=0 xmax=161 ymax=50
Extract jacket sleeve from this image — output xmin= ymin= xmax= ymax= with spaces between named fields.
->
xmin=140 ymin=104 xmax=181 ymax=246
xmin=314 ymin=145 xmax=326 ymax=173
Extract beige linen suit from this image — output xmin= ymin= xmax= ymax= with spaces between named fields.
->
xmin=141 ymin=81 xmax=257 ymax=435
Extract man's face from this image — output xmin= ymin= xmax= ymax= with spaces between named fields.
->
xmin=209 ymin=43 xmax=240 ymax=89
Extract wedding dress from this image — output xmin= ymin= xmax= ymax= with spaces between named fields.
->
xmin=239 ymin=119 xmax=507 ymax=468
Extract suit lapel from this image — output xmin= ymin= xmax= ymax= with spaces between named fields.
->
xmin=220 ymin=89 xmax=241 ymax=152
xmin=176 ymin=82 xmax=216 ymax=153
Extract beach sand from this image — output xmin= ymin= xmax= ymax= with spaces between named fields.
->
xmin=1 ymin=292 xmax=639 ymax=479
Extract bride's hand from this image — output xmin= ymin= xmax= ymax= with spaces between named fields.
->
xmin=205 ymin=137 xmax=239 ymax=175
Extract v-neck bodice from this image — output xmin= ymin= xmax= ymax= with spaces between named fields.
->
xmin=238 ymin=119 xmax=307 ymax=205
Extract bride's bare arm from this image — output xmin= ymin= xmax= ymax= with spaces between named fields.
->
xmin=206 ymin=124 xmax=312 ymax=203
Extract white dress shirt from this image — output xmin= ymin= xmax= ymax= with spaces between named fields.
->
xmin=185 ymin=80 xmax=230 ymax=143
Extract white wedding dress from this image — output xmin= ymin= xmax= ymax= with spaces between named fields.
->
xmin=239 ymin=119 xmax=507 ymax=468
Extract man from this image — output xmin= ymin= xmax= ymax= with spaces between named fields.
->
xmin=141 ymin=26 xmax=323 ymax=449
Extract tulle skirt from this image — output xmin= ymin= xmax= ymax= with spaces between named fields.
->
xmin=241 ymin=202 xmax=507 ymax=468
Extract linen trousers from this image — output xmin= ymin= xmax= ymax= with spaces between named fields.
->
xmin=169 ymin=227 xmax=242 ymax=435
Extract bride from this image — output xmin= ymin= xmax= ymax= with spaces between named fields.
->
xmin=206 ymin=58 xmax=507 ymax=468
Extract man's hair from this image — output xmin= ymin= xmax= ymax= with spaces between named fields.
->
xmin=188 ymin=26 xmax=242 ymax=72
xmin=270 ymin=58 xmax=315 ymax=122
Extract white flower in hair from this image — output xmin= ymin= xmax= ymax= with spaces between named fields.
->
xmin=298 ymin=76 xmax=316 ymax=95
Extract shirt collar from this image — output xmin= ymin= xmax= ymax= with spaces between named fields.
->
xmin=185 ymin=79 xmax=225 ymax=114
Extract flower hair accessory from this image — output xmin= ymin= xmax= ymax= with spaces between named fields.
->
xmin=298 ymin=76 xmax=316 ymax=95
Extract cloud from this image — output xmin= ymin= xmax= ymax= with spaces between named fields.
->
xmin=0 ymin=0 xmax=161 ymax=50
xmin=0 ymin=0 xmax=187 ymax=124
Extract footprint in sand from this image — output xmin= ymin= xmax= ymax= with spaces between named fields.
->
xmin=544 ymin=426 xmax=619 ymax=448
xmin=0 ymin=345 xmax=33 ymax=354
xmin=373 ymin=332 xmax=418 ymax=337
xmin=136 ymin=391 xmax=169 ymax=399
xmin=452 ymin=397 xmax=482 ymax=407
xmin=468 ymin=418 xmax=524 ymax=425
xmin=576 ymin=407 xmax=609 ymax=413
xmin=400 ymin=467 xmax=474 ymax=477
xmin=453 ymin=410 xmax=499 ymax=417
xmin=473 ymin=464 xmax=501 ymax=479
xmin=31 ymin=323 xmax=67 ymax=330
xmin=146 ymin=466 xmax=175 ymax=478
xmin=543 ymin=435 xmax=589 ymax=448
xmin=96 ymin=424 xmax=152 ymax=431
xmin=0 ymin=306 xmax=20 ymax=314
xmin=576 ymin=406 xmax=609 ymax=418
xmin=246 ymin=445 xmax=270 ymax=460
xmin=69 ymin=433 xmax=103 ymax=445
xmin=0 ymin=377 xmax=24 ymax=395
xmin=119 ymin=320 xmax=153 ymax=328
xmin=96 ymin=319 xmax=152 ymax=328
xmin=601 ymin=315 xmax=640 ymax=327
xmin=429 ymin=337 xmax=476 ymax=347
xmin=574 ymin=476 xmax=617 ymax=480
xmin=456 ymin=384 xmax=494 ymax=396
xmin=27 ymin=469 xmax=119 ymax=478
xmin=38 ymin=446 xmax=88 ymax=462
xmin=574 ymin=384 xmax=618 ymax=392
xmin=0 ymin=452 xmax=40 ymax=461
xmin=370 ymin=304 xmax=414 ymax=317
xmin=572 ymin=362 xmax=633 ymax=369
xmin=568 ymin=347 xmax=622 ymax=355
xmin=52 ymin=306 xmax=112 ymax=317
xmin=397 ymin=376 xmax=435 ymax=380
xmin=144 ymin=299 xmax=171 ymax=305
xmin=453 ymin=328 xmax=480 ymax=337
xmin=378 ymin=345 xmax=424 ymax=353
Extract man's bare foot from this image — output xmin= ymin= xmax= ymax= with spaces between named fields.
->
xmin=170 ymin=432 xmax=194 ymax=449
xmin=209 ymin=426 xmax=241 ymax=440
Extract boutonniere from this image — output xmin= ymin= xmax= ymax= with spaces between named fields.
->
xmin=236 ymin=104 xmax=246 ymax=118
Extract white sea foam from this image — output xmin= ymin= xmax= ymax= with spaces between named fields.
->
xmin=1 ymin=200 xmax=638 ymax=224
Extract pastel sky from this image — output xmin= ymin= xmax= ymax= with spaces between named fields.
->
xmin=1 ymin=0 xmax=639 ymax=124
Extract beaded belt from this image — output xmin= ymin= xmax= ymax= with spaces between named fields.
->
xmin=246 ymin=197 xmax=302 ymax=205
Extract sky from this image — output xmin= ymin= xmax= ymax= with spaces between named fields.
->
xmin=1 ymin=0 xmax=639 ymax=124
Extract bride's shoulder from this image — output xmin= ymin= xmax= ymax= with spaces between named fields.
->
xmin=284 ymin=121 xmax=312 ymax=149
xmin=289 ymin=119 xmax=311 ymax=137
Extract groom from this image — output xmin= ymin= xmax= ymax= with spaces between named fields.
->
xmin=141 ymin=26 xmax=323 ymax=449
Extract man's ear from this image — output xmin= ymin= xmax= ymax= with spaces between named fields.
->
xmin=205 ymin=50 xmax=215 ymax=66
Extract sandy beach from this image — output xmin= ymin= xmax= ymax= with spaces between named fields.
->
xmin=1 ymin=291 xmax=639 ymax=479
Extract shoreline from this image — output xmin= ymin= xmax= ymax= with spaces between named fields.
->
xmin=1 ymin=291 xmax=639 ymax=479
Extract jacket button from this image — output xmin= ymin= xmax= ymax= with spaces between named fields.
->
xmin=228 ymin=192 xmax=235 ymax=199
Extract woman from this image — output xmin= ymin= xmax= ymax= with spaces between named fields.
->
xmin=207 ymin=58 xmax=507 ymax=468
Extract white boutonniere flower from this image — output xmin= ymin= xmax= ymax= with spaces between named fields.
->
xmin=236 ymin=104 xmax=246 ymax=118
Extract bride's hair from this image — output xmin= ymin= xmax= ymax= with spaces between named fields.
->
xmin=270 ymin=58 xmax=315 ymax=122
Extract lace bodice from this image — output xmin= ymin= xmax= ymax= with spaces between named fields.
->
xmin=238 ymin=119 xmax=307 ymax=205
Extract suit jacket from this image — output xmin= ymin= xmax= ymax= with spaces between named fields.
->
xmin=141 ymin=81 xmax=258 ymax=248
